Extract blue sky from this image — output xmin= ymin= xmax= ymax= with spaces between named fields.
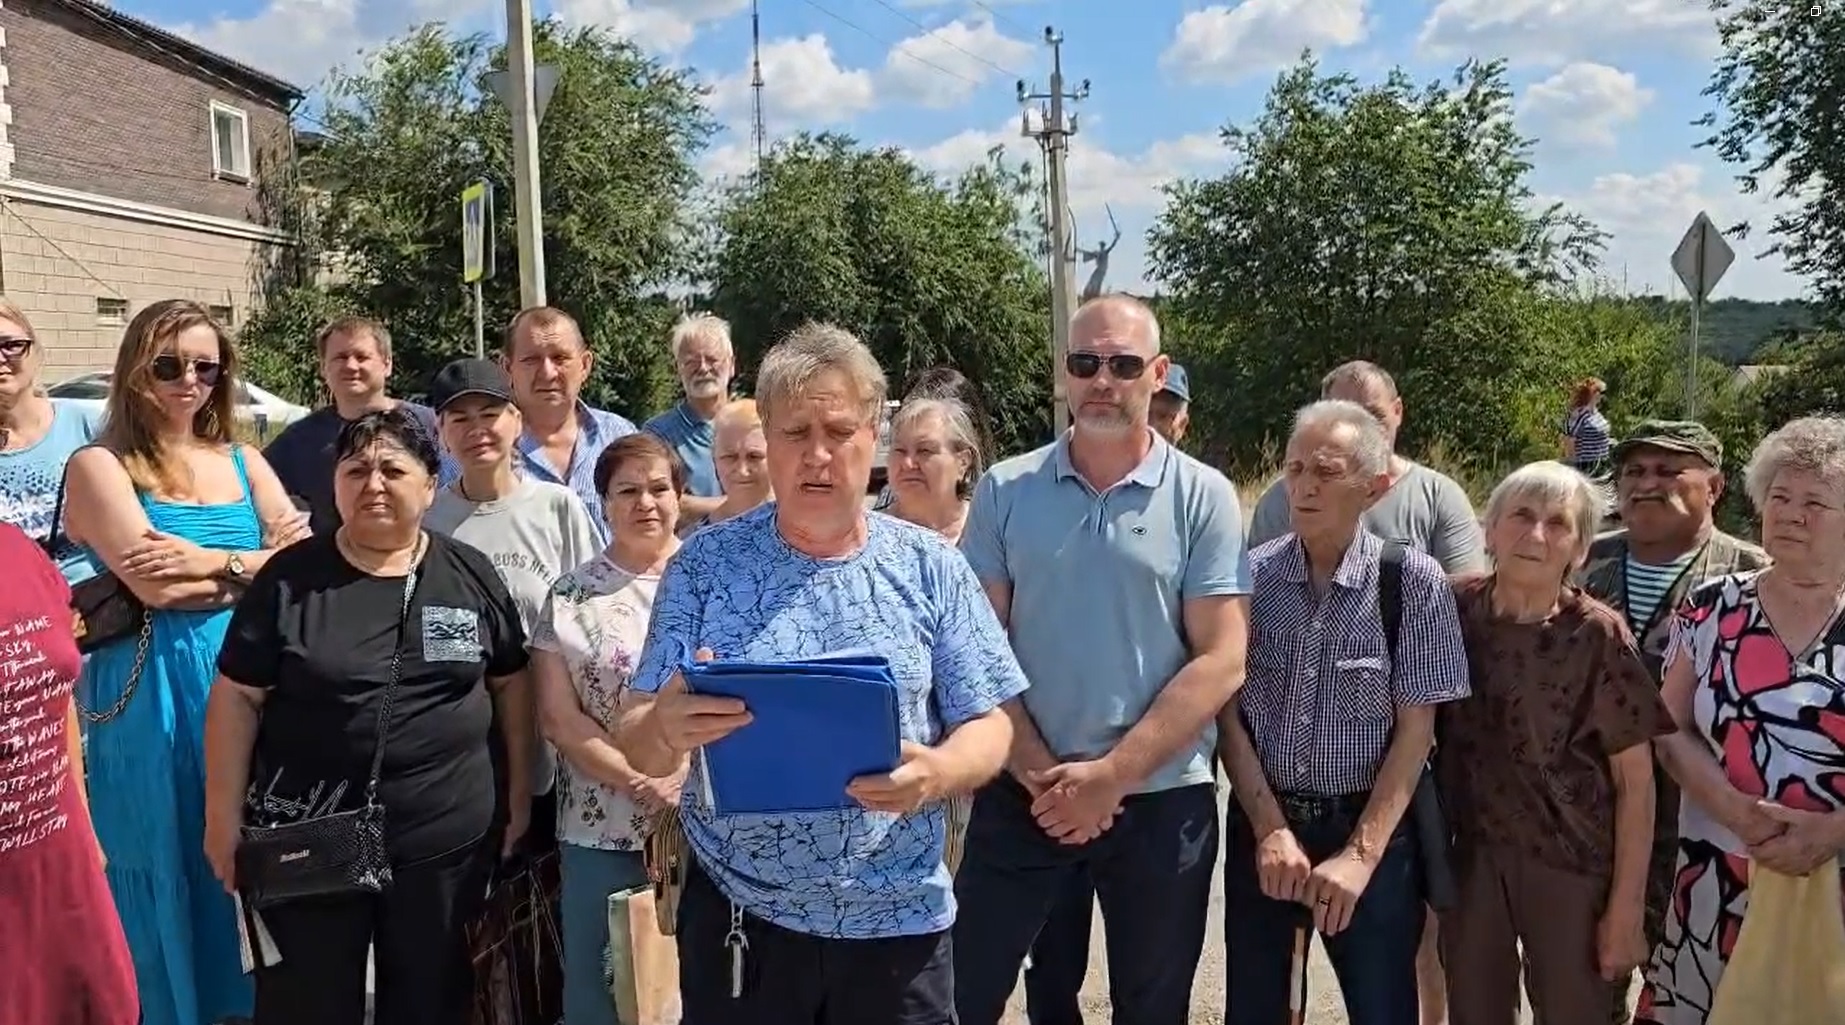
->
xmin=124 ymin=0 xmax=1808 ymax=301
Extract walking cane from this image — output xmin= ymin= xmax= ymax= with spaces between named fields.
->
xmin=1288 ymin=908 xmax=1311 ymax=1025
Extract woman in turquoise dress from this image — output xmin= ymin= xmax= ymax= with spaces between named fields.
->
xmin=61 ymin=300 xmax=310 ymax=1025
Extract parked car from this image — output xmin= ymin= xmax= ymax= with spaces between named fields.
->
xmin=47 ymin=372 xmax=310 ymax=442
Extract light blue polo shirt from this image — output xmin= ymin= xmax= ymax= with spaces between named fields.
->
xmin=641 ymin=400 xmax=720 ymax=498
xmin=515 ymin=400 xmax=637 ymax=546
xmin=961 ymin=430 xmax=1252 ymax=793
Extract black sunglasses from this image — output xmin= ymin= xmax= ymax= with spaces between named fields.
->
xmin=150 ymin=354 xmax=223 ymax=386
xmin=0 ymin=336 xmax=32 ymax=361
xmin=1065 ymin=351 xmax=1149 ymax=381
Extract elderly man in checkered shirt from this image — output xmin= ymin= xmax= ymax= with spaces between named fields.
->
xmin=1217 ymin=399 xmax=1472 ymax=1025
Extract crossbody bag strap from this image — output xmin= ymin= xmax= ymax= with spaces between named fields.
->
xmin=362 ymin=537 xmax=424 ymax=808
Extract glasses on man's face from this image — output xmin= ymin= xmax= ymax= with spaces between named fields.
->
xmin=1065 ymin=352 xmax=1148 ymax=381
xmin=150 ymin=354 xmax=222 ymax=386
xmin=0 ymin=336 xmax=32 ymax=362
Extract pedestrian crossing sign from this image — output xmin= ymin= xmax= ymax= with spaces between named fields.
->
xmin=461 ymin=181 xmax=493 ymax=284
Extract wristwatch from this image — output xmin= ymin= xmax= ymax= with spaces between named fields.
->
xmin=223 ymin=552 xmax=246 ymax=580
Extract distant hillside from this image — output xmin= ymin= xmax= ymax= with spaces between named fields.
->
xmin=1629 ymin=296 xmax=1821 ymax=365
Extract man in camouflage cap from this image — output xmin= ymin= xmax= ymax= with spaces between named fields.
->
xmin=1577 ymin=419 xmax=1767 ymax=1023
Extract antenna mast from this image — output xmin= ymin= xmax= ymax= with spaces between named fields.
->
xmin=750 ymin=0 xmax=766 ymax=180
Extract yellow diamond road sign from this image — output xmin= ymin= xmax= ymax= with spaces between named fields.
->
xmin=461 ymin=181 xmax=493 ymax=284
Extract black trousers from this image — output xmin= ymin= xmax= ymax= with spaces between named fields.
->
xmin=954 ymin=778 xmax=1219 ymax=1025
xmin=250 ymin=833 xmax=498 ymax=1025
xmin=677 ymin=861 xmax=955 ymax=1025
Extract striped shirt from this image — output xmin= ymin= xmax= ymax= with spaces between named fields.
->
xmin=1622 ymin=551 xmax=1694 ymax=636
xmin=1240 ymin=530 xmax=1472 ymax=795
xmin=1564 ymin=406 xmax=1612 ymax=467
xmin=515 ymin=401 xmax=637 ymax=546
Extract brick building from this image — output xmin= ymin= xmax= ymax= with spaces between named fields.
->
xmin=0 ymin=0 xmax=300 ymax=376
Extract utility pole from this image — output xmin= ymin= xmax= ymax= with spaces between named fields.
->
xmin=1019 ymin=27 xmax=1087 ymax=435
xmin=505 ymin=0 xmax=546 ymax=308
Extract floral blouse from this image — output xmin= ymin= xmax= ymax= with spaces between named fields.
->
xmin=530 ymin=553 xmax=660 ymax=851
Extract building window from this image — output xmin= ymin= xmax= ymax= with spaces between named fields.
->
xmin=96 ymin=297 xmax=128 ymax=325
xmin=210 ymin=102 xmax=252 ymax=181
xmin=208 ymin=304 xmax=234 ymax=325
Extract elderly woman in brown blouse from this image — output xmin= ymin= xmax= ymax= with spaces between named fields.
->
xmin=1437 ymin=460 xmax=1674 ymax=1025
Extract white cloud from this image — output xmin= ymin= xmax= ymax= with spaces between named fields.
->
xmin=1549 ymin=162 xmax=1804 ymax=299
xmin=554 ymin=0 xmax=748 ymax=54
xmin=911 ymin=123 xmax=1229 ymax=291
xmin=708 ymin=34 xmax=876 ymax=128
xmin=1418 ymin=0 xmax=1714 ymax=66
xmin=168 ymin=0 xmax=388 ymax=90
xmin=1519 ymin=63 xmax=1653 ymax=150
xmin=168 ymin=0 xmax=746 ymax=95
xmin=1160 ymin=0 xmax=1369 ymax=85
xmin=880 ymin=18 xmax=1033 ymax=109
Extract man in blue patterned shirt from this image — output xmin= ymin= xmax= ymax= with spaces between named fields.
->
xmin=1219 ymin=399 xmax=1471 ymax=1025
xmin=953 ymin=294 xmax=1254 ymax=1025
xmin=618 ymin=322 xmax=1027 ymax=1024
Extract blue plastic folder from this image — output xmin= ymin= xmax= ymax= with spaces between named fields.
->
xmin=678 ymin=646 xmax=903 ymax=815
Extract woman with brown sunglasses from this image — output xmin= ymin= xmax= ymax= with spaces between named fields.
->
xmin=58 ymin=299 xmax=309 ymax=1025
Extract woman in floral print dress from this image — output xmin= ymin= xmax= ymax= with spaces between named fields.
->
xmin=1638 ymin=417 xmax=1845 ymax=1025
xmin=530 ymin=433 xmax=690 ymax=1025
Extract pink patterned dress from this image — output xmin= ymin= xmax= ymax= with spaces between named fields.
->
xmin=1635 ymin=572 xmax=1845 ymax=1025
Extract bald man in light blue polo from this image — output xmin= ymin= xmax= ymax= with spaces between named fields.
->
xmin=952 ymin=294 xmax=1253 ymax=1025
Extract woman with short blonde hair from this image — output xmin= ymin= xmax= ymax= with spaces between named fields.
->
xmin=680 ymin=397 xmax=770 ymax=534
xmin=0 ymin=296 xmax=106 ymax=575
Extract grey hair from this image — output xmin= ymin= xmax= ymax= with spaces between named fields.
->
xmin=1743 ymin=415 xmax=1845 ymax=509
xmin=1292 ymin=399 xmax=1391 ymax=477
xmin=1483 ymin=460 xmax=1601 ymax=563
xmin=1321 ymin=360 xmax=1397 ymax=399
xmin=755 ymin=322 xmax=887 ymax=427
xmin=891 ymin=396 xmax=985 ymax=494
xmin=670 ymin=312 xmax=731 ymax=359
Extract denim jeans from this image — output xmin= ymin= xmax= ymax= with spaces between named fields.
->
xmin=558 ymin=843 xmax=650 ymax=1025
xmin=954 ymin=777 xmax=1219 ymax=1025
xmin=1222 ymin=797 xmax=1425 ymax=1025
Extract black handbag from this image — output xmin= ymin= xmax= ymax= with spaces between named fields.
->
xmin=38 ymin=459 xmax=148 ymax=660
xmin=234 ymin=551 xmax=420 ymax=910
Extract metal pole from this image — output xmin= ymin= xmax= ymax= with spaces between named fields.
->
xmin=505 ymin=0 xmax=546 ymax=308
xmin=473 ymin=280 xmax=486 ymax=358
xmin=1687 ymin=298 xmax=1702 ymax=419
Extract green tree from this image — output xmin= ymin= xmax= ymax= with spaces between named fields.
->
xmin=1702 ymin=0 xmax=1845 ymax=317
xmin=241 ymin=21 xmax=713 ymax=417
xmin=1147 ymin=56 xmax=1608 ymax=472
xmin=709 ymin=134 xmax=1052 ymax=454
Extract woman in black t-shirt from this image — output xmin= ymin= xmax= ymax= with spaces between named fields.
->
xmin=201 ymin=408 xmax=535 ymax=1025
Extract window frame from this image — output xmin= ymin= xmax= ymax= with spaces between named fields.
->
xmin=209 ymin=101 xmax=252 ymax=182
xmin=95 ymin=297 xmax=128 ymax=325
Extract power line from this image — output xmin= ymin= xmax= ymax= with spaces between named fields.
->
xmin=799 ymin=0 xmax=980 ymax=87
xmin=864 ymin=0 xmax=1021 ymax=78
xmin=966 ymin=0 xmax=1035 ymax=37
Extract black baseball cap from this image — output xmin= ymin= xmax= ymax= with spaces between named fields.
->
xmin=428 ymin=358 xmax=513 ymax=412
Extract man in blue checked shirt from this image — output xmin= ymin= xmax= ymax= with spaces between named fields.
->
xmin=503 ymin=306 xmax=637 ymax=544
xmin=953 ymin=295 xmax=1253 ymax=1025
xmin=1218 ymin=398 xmax=1471 ymax=1025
